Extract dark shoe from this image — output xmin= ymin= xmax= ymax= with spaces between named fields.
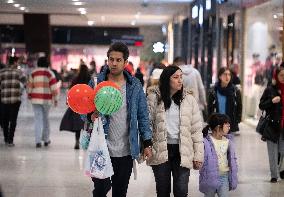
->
xmin=280 ymin=171 xmax=284 ymax=179
xmin=36 ymin=143 xmax=42 ymax=148
xmin=7 ymin=143 xmax=15 ymax=147
xmin=44 ymin=141 xmax=51 ymax=147
xmin=270 ymin=178 xmax=277 ymax=183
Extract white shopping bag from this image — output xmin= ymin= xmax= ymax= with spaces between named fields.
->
xmin=84 ymin=117 xmax=114 ymax=179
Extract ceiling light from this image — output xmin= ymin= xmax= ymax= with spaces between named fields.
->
xmin=73 ymin=2 xmax=85 ymax=6
xmin=87 ymin=21 xmax=95 ymax=26
xmin=131 ymin=20 xmax=136 ymax=26
xmin=273 ymin=14 xmax=278 ymax=19
xmin=72 ymin=0 xmax=79 ymax=1
xmin=77 ymin=8 xmax=85 ymax=12
xmin=7 ymin=0 xmax=14 ymax=3
xmin=14 ymin=4 xmax=20 ymax=7
xmin=80 ymin=10 xmax=86 ymax=14
xmin=19 ymin=7 xmax=25 ymax=11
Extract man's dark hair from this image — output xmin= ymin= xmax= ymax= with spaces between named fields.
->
xmin=8 ymin=56 xmax=19 ymax=66
xmin=107 ymin=42 xmax=129 ymax=60
xmin=37 ymin=57 xmax=49 ymax=68
xmin=173 ymin=57 xmax=185 ymax=65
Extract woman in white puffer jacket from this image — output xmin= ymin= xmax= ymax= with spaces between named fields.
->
xmin=147 ymin=65 xmax=204 ymax=197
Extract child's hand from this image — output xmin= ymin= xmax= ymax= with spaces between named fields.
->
xmin=193 ymin=161 xmax=203 ymax=170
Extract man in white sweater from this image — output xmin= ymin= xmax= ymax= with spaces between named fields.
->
xmin=173 ymin=57 xmax=207 ymax=115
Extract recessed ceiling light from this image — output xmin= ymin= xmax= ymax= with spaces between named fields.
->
xmin=73 ymin=2 xmax=85 ymax=6
xmin=7 ymin=0 xmax=14 ymax=3
xmin=87 ymin=21 xmax=95 ymax=26
xmin=72 ymin=0 xmax=79 ymax=1
xmin=273 ymin=14 xmax=278 ymax=19
xmin=80 ymin=10 xmax=86 ymax=15
xmin=14 ymin=4 xmax=20 ymax=7
xmin=131 ymin=20 xmax=136 ymax=26
xmin=19 ymin=7 xmax=25 ymax=11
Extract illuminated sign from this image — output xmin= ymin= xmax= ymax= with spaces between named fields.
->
xmin=206 ymin=0 xmax=211 ymax=10
xmin=199 ymin=5 xmax=203 ymax=25
xmin=192 ymin=5 xmax=198 ymax=19
xmin=153 ymin=42 xmax=165 ymax=53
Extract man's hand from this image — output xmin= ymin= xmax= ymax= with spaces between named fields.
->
xmin=193 ymin=161 xmax=203 ymax=170
xmin=143 ymin=147 xmax=153 ymax=161
xmin=91 ymin=110 xmax=99 ymax=121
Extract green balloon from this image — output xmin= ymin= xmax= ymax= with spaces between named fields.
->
xmin=94 ymin=86 xmax=123 ymax=115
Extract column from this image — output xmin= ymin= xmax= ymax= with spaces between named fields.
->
xmin=23 ymin=14 xmax=51 ymax=56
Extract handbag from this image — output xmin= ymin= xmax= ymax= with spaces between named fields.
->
xmin=256 ymin=111 xmax=280 ymax=143
xmin=262 ymin=119 xmax=280 ymax=143
xmin=84 ymin=117 xmax=114 ymax=179
xmin=256 ymin=111 xmax=268 ymax=135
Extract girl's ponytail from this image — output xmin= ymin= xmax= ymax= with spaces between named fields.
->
xmin=202 ymin=125 xmax=211 ymax=137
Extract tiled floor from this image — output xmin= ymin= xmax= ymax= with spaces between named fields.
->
xmin=0 ymin=93 xmax=284 ymax=197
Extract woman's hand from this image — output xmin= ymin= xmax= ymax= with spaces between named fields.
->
xmin=143 ymin=146 xmax=153 ymax=161
xmin=272 ymin=96 xmax=281 ymax=103
xmin=193 ymin=161 xmax=203 ymax=170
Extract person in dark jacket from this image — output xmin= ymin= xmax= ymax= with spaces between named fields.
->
xmin=0 ymin=61 xmax=5 ymax=130
xmin=60 ymin=64 xmax=91 ymax=149
xmin=259 ymin=62 xmax=284 ymax=183
xmin=135 ymin=67 xmax=144 ymax=87
xmin=208 ymin=67 xmax=242 ymax=135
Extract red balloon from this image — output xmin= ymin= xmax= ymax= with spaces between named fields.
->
xmin=94 ymin=81 xmax=120 ymax=96
xmin=67 ymin=84 xmax=96 ymax=114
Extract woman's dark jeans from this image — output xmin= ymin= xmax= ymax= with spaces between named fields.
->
xmin=152 ymin=144 xmax=190 ymax=197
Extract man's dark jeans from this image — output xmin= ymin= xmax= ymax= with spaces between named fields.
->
xmin=92 ymin=155 xmax=133 ymax=197
xmin=152 ymin=144 xmax=190 ymax=197
xmin=1 ymin=102 xmax=21 ymax=144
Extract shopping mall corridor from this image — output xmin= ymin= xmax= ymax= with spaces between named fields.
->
xmin=0 ymin=92 xmax=284 ymax=197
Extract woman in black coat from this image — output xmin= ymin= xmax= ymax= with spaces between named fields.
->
xmin=208 ymin=67 xmax=242 ymax=134
xmin=60 ymin=64 xmax=91 ymax=149
xmin=259 ymin=63 xmax=284 ymax=182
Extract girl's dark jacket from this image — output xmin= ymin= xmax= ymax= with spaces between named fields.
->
xmin=208 ymin=84 xmax=242 ymax=132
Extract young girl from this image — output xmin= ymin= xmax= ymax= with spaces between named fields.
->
xmin=199 ymin=113 xmax=238 ymax=197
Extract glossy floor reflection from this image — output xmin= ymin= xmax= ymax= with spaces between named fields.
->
xmin=0 ymin=95 xmax=284 ymax=196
